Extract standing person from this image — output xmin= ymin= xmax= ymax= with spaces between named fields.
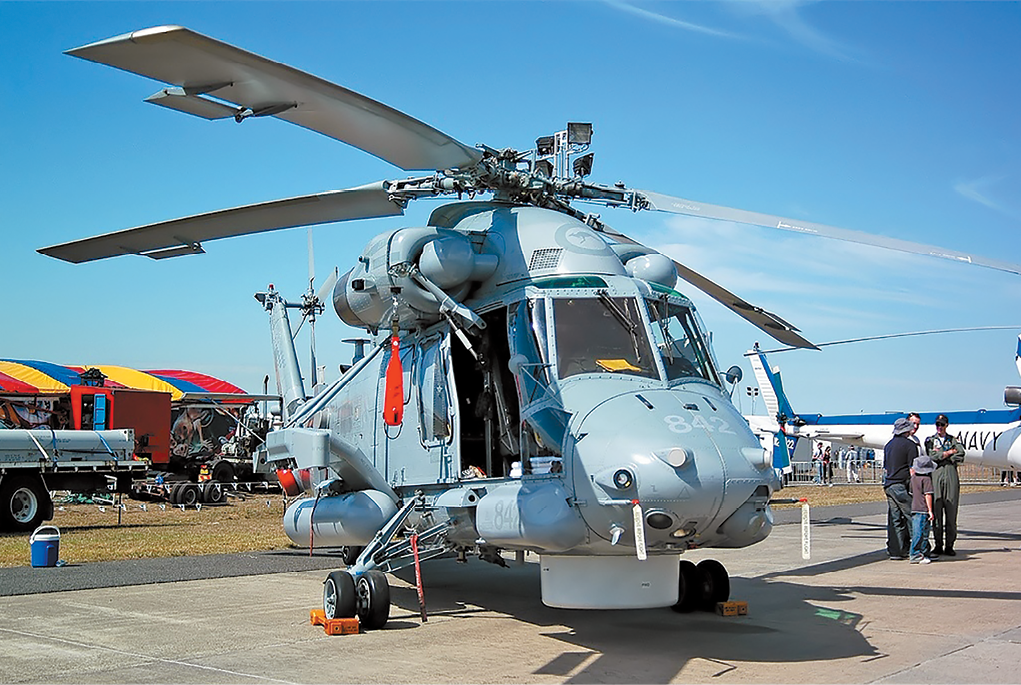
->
xmin=926 ymin=414 xmax=966 ymax=556
xmin=823 ymin=446 xmax=833 ymax=486
xmin=909 ymin=453 xmax=936 ymax=564
xmin=884 ymin=417 xmax=916 ymax=560
xmin=908 ymin=412 xmax=924 ymax=459
xmin=812 ymin=443 xmax=823 ymax=485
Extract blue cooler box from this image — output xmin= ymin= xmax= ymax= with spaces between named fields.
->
xmin=30 ymin=525 xmax=60 ymax=567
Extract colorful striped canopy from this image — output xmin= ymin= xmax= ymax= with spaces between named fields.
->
xmin=0 ymin=360 xmax=246 ymax=402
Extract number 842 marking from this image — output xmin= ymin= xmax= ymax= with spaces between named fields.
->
xmin=664 ymin=415 xmax=735 ymax=434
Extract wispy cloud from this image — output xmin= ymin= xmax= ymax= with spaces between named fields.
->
xmin=606 ymin=0 xmax=864 ymax=62
xmin=602 ymin=0 xmax=745 ymax=40
xmin=954 ymin=176 xmax=1020 ymax=220
xmin=735 ymin=0 xmax=858 ymax=61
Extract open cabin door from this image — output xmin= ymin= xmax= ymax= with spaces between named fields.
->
xmin=449 ymin=307 xmax=520 ymax=479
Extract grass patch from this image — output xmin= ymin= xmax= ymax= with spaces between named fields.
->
xmin=0 ymin=493 xmax=294 ymax=567
xmin=770 ymin=483 xmax=1002 ymax=509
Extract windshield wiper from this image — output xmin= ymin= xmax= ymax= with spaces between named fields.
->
xmin=597 ymin=291 xmax=642 ymax=362
xmin=651 ymin=296 xmax=677 ymax=363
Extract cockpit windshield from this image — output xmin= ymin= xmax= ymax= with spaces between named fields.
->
xmin=646 ymin=296 xmax=719 ymax=384
xmin=553 ymin=295 xmax=658 ymax=380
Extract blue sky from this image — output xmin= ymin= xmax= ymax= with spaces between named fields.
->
xmin=2 ymin=1 xmax=1019 ymax=416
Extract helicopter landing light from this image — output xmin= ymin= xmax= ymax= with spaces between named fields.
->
xmin=567 ymin=122 xmax=593 ymax=145
xmin=572 ymin=152 xmax=594 ymax=178
xmin=535 ymin=135 xmax=555 ymax=156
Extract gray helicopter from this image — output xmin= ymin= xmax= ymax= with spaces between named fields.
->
xmin=39 ymin=26 xmax=1021 ymax=630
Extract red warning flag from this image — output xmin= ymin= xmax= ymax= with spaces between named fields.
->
xmin=383 ymin=335 xmax=404 ymax=426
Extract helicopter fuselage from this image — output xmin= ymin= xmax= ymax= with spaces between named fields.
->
xmin=260 ymin=202 xmax=778 ymax=608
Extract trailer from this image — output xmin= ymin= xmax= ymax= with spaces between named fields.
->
xmin=0 ymin=428 xmax=145 ymax=531
xmin=0 ymin=363 xmax=283 ymax=507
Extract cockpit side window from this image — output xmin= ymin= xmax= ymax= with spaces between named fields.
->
xmin=647 ymin=297 xmax=720 ymax=384
xmin=553 ymin=295 xmax=658 ymax=380
xmin=509 ymin=299 xmax=550 ymax=404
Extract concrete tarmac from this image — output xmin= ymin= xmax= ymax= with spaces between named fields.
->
xmin=2 ymin=491 xmax=1021 ymax=684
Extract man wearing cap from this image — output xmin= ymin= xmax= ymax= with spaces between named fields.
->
xmin=926 ymin=414 xmax=966 ymax=556
xmin=883 ymin=417 xmax=916 ymax=560
xmin=909 ymin=453 xmax=936 ymax=564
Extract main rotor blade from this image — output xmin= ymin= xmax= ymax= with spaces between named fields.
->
xmin=67 ymin=26 xmax=482 ymax=172
xmin=38 ymin=182 xmax=404 ymax=264
xmin=317 ymin=267 xmax=340 ymax=304
xmin=307 ymin=229 xmax=316 ymax=292
xmin=598 ymin=226 xmax=818 ymax=349
xmin=638 ymin=189 xmax=1021 ymax=276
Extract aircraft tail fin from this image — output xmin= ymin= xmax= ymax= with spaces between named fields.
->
xmin=748 ymin=348 xmax=797 ymax=423
xmin=772 ymin=432 xmax=796 ymax=474
xmin=1015 ymin=334 xmax=1020 ymax=378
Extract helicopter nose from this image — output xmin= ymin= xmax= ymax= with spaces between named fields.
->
xmin=566 ymin=386 xmax=771 ymax=547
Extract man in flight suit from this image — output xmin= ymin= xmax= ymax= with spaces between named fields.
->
xmin=926 ymin=414 xmax=966 ymax=556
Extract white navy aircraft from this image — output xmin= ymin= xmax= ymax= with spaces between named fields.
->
xmin=746 ymin=335 xmax=1021 ymax=471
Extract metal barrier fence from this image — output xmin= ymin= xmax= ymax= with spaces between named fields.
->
xmin=784 ymin=460 xmax=1003 ymax=486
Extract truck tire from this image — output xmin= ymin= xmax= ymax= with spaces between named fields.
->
xmin=178 ymin=483 xmax=200 ymax=507
xmin=210 ymin=460 xmax=235 ymax=484
xmin=201 ymin=481 xmax=225 ymax=505
xmin=0 ymin=474 xmax=50 ymax=533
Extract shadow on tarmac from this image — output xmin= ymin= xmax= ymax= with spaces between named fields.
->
xmin=390 ymin=557 xmax=878 ymax=682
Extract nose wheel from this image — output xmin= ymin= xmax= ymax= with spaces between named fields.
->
xmin=323 ymin=570 xmax=357 ymax=619
xmin=355 ymin=570 xmax=391 ymax=630
xmin=322 ymin=569 xmax=392 ymax=630
xmin=672 ymin=559 xmax=730 ymax=613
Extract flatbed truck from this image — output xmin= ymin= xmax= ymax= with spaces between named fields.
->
xmin=0 ymin=428 xmax=145 ymax=532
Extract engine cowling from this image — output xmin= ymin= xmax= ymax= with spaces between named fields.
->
xmin=333 ymin=227 xmax=498 ymax=330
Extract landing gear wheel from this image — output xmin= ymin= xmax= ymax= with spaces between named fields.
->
xmin=201 ymin=481 xmax=225 ymax=505
xmin=0 ymin=475 xmax=49 ymax=532
xmin=323 ymin=570 xmax=356 ymax=620
xmin=355 ymin=570 xmax=391 ymax=630
xmin=178 ymin=483 xmax=200 ymax=507
xmin=696 ymin=559 xmax=730 ymax=612
xmin=672 ymin=560 xmax=701 ymax=613
xmin=341 ymin=545 xmax=364 ymax=567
